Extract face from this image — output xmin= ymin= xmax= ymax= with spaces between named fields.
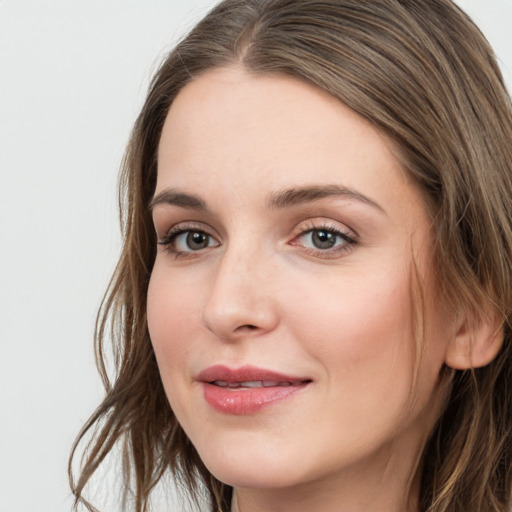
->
xmin=148 ymin=67 xmax=452 ymax=503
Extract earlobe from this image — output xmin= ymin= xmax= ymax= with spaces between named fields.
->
xmin=445 ymin=309 xmax=504 ymax=370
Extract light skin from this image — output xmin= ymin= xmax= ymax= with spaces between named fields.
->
xmin=147 ymin=66 xmax=501 ymax=512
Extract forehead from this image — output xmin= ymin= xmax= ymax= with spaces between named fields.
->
xmin=156 ymin=66 xmax=418 ymax=216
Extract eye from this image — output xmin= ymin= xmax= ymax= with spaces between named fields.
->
xmin=302 ymin=229 xmax=341 ymax=250
xmin=290 ymin=224 xmax=357 ymax=258
xmin=157 ymin=225 xmax=220 ymax=256
xmin=174 ymin=230 xmax=215 ymax=251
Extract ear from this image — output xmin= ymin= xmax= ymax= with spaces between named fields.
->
xmin=445 ymin=308 xmax=504 ymax=370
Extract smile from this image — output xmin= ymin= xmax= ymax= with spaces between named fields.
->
xmin=211 ymin=380 xmax=301 ymax=388
xmin=197 ymin=365 xmax=311 ymax=415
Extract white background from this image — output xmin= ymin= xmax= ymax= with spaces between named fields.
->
xmin=0 ymin=1 xmax=511 ymax=511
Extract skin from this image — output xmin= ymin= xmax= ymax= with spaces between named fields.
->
xmin=147 ymin=66 xmax=456 ymax=512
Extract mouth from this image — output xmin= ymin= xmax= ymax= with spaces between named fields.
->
xmin=197 ymin=365 xmax=312 ymax=415
xmin=197 ymin=364 xmax=311 ymax=386
xmin=210 ymin=380 xmax=307 ymax=389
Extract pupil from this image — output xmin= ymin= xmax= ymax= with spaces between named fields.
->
xmin=187 ymin=231 xmax=208 ymax=250
xmin=312 ymin=230 xmax=336 ymax=249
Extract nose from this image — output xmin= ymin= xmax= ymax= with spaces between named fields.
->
xmin=201 ymin=245 xmax=280 ymax=340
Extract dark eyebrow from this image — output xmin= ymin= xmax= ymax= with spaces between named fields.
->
xmin=149 ymin=189 xmax=208 ymax=212
xmin=266 ymin=184 xmax=386 ymax=214
xmin=149 ymin=184 xmax=385 ymax=214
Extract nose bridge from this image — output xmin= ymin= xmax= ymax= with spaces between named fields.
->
xmin=202 ymin=237 xmax=278 ymax=339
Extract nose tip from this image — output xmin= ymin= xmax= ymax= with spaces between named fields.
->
xmin=201 ymin=258 xmax=279 ymax=340
xmin=202 ymin=294 xmax=279 ymax=340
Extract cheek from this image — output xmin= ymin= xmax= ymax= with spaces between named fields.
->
xmin=281 ymin=261 xmax=421 ymax=424
xmin=284 ymin=262 xmax=415 ymax=364
xmin=147 ymin=264 xmax=202 ymax=380
xmin=147 ymin=264 xmax=211 ymax=428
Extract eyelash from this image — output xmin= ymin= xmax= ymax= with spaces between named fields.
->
xmin=289 ymin=221 xmax=357 ymax=259
xmin=157 ymin=222 xmax=218 ymax=259
xmin=157 ymin=221 xmax=357 ymax=259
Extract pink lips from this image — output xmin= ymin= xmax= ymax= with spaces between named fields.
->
xmin=197 ymin=365 xmax=311 ymax=415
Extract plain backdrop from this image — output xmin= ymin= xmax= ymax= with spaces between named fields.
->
xmin=0 ymin=1 xmax=511 ymax=511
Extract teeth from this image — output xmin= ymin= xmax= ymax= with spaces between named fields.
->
xmin=212 ymin=380 xmax=295 ymax=388
xmin=240 ymin=381 xmax=262 ymax=387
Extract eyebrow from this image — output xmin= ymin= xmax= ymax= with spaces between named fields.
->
xmin=149 ymin=189 xmax=207 ymax=212
xmin=266 ymin=184 xmax=386 ymax=214
xmin=149 ymin=184 xmax=385 ymax=214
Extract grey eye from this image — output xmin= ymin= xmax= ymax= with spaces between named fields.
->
xmin=186 ymin=231 xmax=210 ymax=250
xmin=172 ymin=230 xmax=218 ymax=252
xmin=310 ymin=229 xmax=337 ymax=249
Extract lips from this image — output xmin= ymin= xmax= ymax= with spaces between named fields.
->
xmin=197 ymin=365 xmax=311 ymax=415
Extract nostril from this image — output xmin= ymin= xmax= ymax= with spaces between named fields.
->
xmin=237 ymin=324 xmax=258 ymax=331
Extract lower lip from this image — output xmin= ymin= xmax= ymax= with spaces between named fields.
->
xmin=203 ymin=382 xmax=308 ymax=415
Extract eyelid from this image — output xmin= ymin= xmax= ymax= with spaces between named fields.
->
xmin=155 ymin=217 xmax=358 ymax=260
xmin=156 ymin=219 xmax=218 ymax=239
xmin=290 ymin=218 xmax=357 ymax=239
xmin=288 ymin=218 xmax=358 ymax=258
xmin=157 ymin=221 xmax=221 ymax=257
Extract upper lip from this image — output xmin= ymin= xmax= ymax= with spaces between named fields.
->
xmin=197 ymin=364 xmax=311 ymax=384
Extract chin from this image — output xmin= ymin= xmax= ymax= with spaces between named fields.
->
xmin=208 ymin=463 xmax=306 ymax=491
xmin=195 ymin=438 xmax=312 ymax=490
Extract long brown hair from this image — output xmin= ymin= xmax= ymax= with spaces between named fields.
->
xmin=69 ymin=1 xmax=512 ymax=510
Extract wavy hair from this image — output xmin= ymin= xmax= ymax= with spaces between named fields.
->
xmin=69 ymin=1 xmax=512 ymax=510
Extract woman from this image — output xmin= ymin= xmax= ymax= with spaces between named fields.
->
xmin=69 ymin=1 xmax=512 ymax=511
